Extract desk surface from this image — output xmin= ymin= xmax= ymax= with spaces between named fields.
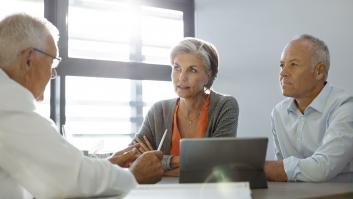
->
xmin=88 ymin=178 xmax=353 ymax=199
xmin=253 ymin=182 xmax=353 ymax=199
xmin=126 ymin=182 xmax=251 ymax=199
xmin=157 ymin=177 xmax=353 ymax=199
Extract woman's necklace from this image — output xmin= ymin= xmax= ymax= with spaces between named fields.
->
xmin=184 ymin=111 xmax=200 ymax=127
xmin=186 ymin=115 xmax=195 ymax=126
xmin=179 ymin=95 xmax=206 ymax=127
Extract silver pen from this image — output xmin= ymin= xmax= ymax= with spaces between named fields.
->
xmin=157 ymin=129 xmax=168 ymax=151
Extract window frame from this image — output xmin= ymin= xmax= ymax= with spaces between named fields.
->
xmin=44 ymin=0 xmax=195 ymax=135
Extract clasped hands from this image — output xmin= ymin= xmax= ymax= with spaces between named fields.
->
xmin=108 ymin=142 xmax=164 ymax=184
xmin=133 ymin=136 xmax=180 ymax=177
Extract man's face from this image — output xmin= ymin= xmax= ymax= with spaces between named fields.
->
xmin=279 ymin=39 xmax=321 ymax=100
xmin=25 ymin=36 xmax=58 ymax=101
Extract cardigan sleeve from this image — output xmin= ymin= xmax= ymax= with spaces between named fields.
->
xmin=133 ymin=101 xmax=174 ymax=170
xmin=210 ymin=96 xmax=239 ymax=137
xmin=134 ymin=103 xmax=158 ymax=149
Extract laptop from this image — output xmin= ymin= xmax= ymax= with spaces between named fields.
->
xmin=179 ymin=137 xmax=268 ymax=189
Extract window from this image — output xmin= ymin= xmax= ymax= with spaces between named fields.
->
xmin=68 ymin=1 xmax=130 ymax=61
xmin=141 ymin=6 xmax=184 ymax=64
xmin=64 ymin=77 xmax=176 ymax=152
xmin=0 ymin=0 xmax=43 ymax=18
xmin=67 ymin=1 xmax=184 ymax=64
xmin=51 ymin=0 xmax=194 ymax=153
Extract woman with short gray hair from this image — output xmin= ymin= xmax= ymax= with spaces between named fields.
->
xmin=134 ymin=37 xmax=239 ymax=176
xmin=170 ymin=37 xmax=219 ymax=89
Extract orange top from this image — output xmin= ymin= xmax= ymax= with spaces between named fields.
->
xmin=170 ymin=95 xmax=210 ymax=156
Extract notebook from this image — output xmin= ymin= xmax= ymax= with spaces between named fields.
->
xmin=179 ymin=137 xmax=268 ymax=189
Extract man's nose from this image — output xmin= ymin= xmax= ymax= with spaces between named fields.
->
xmin=280 ymin=66 xmax=288 ymax=77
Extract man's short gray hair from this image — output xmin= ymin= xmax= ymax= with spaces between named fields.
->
xmin=0 ymin=13 xmax=59 ymax=68
xmin=170 ymin=37 xmax=219 ymax=89
xmin=294 ymin=34 xmax=330 ymax=76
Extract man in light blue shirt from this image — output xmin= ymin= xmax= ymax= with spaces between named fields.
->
xmin=264 ymin=34 xmax=353 ymax=182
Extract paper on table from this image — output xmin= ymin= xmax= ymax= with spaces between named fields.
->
xmin=125 ymin=182 xmax=251 ymax=199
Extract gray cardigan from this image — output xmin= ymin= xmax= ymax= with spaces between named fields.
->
xmin=135 ymin=90 xmax=239 ymax=169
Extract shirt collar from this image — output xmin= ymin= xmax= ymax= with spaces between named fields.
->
xmin=309 ymin=82 xmax=332 ymax=113
xmin=287 ymin=99 xmax=297 ymax=114
xmin=287 ymin=82 xmax=332 ymax=114
xmin=0 ymin=68 xmax=6 ymax=77
xmin=0 ymin=68 xmax=11 ymax=81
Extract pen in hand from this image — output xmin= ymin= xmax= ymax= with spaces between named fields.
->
xmin=157 ymin=129 xmax=168 ymax=151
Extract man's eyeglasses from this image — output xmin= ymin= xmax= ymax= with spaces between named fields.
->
xmin=33 ymin=48 xmax=62 ymax=79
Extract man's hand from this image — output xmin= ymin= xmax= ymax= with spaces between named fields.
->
xmin=264 ymin=160 xmax=288 ymax=182
xmin=108 ymin=144 xmax=140 ymax=167
xmin=129 ymin=150 xmax=164 ymax=184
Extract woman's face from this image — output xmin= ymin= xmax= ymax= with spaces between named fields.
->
xmin=171 ymin=53 xmax=211 ymax=99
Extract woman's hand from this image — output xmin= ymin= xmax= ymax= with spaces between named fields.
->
xmin=170 ymin=155 xmax=180 ymax=169
xmin=163 ymin=156 xmax=180 ymax=176
xmin=133 ymin=136 xmax=154 ymax=153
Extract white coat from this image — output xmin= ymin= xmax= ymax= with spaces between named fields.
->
xmin=0 ymin=69 xmax=137 ymax=199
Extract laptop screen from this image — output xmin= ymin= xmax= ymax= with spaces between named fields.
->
xmin=179 ymin=137 xmax=268 ymax=189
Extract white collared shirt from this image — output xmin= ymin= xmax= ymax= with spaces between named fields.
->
xmin=0 ymin=69 xmax=137 ymax=198
xmin=271 ymin=83 xmax=353 ymax=182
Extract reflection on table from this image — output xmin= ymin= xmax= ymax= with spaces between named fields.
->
xmin=73 ymin=177 xmax=353 ymax=199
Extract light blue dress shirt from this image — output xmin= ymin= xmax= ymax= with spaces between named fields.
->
xmin=271 ymin=83 xmax=353 ymax=182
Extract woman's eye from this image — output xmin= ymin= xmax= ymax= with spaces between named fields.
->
xmin=190 ymin=68 xmax=197 ymax=73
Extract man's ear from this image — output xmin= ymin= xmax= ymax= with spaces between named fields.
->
xmin=315 ymin=63 xmax=326 ymax=80
xmin=20 ymin=48 xmax=34 ymax=70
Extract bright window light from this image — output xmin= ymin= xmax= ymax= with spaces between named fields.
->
xmin=142 ymin=79 xmax=177 ymax=116
xmin=64 ymin=76 xmax=176 ymax=153
xmin=141 ymin=6 xmax=184 ymax=64
xmin=68 ymin=0 xmax=184 ymax=65
xmin=0 ymin=0 xmax=43 ymax=19
xmin=68 ymin=0 xmax=130 ymax=61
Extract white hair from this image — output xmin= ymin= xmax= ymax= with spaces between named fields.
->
xmin=0 ymin=13 xmax=59 ymax=68
xmin=293 ymin=34 xmax=330 ymax=78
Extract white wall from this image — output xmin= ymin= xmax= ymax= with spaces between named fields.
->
xmin=195 ymin=0 xmax=353 ymax=159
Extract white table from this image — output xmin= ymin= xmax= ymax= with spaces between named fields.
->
xmin=155 ymin=177 xmax=353 ymax=199
xmin=84 ymin=178 xmax=353 ymax=199
xmin=125 ymin=182 xmax=251 ymax=199
xmin=252 ymin=182 xmax=353 ymax=199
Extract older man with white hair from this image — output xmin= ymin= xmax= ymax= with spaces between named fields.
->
xmin=0 ymin=13 xmax=163 ymax=198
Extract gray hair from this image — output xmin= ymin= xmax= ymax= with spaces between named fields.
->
xmin=170 ymin=37 xmax=219 ymax=89
xmin=0 ymin=13 xmax=59 ymax=68
xmin=293 ymin=34 xmax=330 ymax=78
